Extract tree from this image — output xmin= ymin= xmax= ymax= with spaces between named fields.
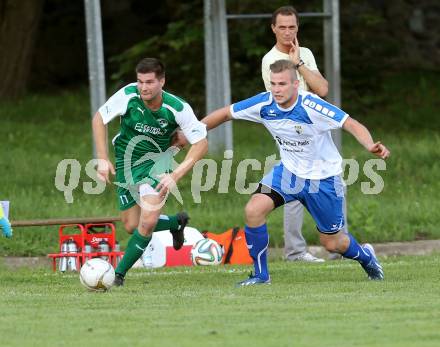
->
xmin=0 ymin=0 xmax=44 ymax=99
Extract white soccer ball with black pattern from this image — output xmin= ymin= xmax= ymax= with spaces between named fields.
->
xmin=190 ymin=238 xmax=224 ymax=266
xmin=79 ymin=258 xmax=115 ymax=291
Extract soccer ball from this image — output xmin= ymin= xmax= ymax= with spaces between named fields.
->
xmin=190 ymin=238 xmax=224 ymax=266
xmin=79 ymin=258 xmax=115 ymax=291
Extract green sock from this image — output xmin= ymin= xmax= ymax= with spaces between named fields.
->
xmin=115 ymin=229 xmax=151 ymax=276
xmin=154 ymin=214 xmax=179 ymax=232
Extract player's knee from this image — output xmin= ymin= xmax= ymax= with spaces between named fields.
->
xmin=244 ymin=202 xmax=256 ymax=219
xmin=121 ymin=217 xmax=137 ymax=234
xmin=123 ymin=223 xmax=136 ymax=234
xmin=245 ymin=202 xmax=265 ymax=224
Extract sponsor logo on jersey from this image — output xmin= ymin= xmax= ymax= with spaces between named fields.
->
xmin=137 ymin=107 xmax=145 ymax=115
xmin=134 ymin=122 xmax=165 ymax=135
xmin=275 ymin=135 xmax=310 ymax=152
xmin=275 ymin=136 xmax=309 ymax=147
xmin=268 ymin=109 xmax=277 ymax=116
xmin=157 ymin=118 xmax=169 ymax=128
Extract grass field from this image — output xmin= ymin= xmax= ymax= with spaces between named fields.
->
xmin=0 ymin=255 xmax=439 ymax=347
xmin=1 ymin=70 xmax=440 ymax=255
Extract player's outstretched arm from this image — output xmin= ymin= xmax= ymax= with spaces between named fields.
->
xmin=173 ymin=138 xmax=208 ymax=181
xmin=92 ymin=112 xmax=115 ymax=183
xmin=171 ymin=105 xmax=232 ymax=148
xmin=201 ymin=106 xmax=233 ymax=130
xmin=343 ymin=116 xmax=390 ymax=159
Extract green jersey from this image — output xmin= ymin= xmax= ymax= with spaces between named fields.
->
xmin=99 ymin=83 xmax=206 ymax=188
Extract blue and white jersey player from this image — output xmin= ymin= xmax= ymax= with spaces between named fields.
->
xmin=201 ymin=59 xmax=390 ymax=286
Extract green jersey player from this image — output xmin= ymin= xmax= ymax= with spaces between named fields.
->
xmin=92 ymin=58 xmax=208 ymax=286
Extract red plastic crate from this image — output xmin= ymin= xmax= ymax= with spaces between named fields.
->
xmin=47 ymin=223 xmax=124 ymax=271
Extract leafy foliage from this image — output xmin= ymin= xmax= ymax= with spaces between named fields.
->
xmin=109 ymin=0 xmax=206 ymax=115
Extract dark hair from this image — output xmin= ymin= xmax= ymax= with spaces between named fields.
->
xmin=269 ymin=60 xmax=297 ymax=80
xmin=271 ymin=5 xmax=299 ymax=26
xmin=135 ymin=58 xmax=165 ymax=79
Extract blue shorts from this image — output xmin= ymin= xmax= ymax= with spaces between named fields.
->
xmin=260 ymin=163 xmax=345 ymax=234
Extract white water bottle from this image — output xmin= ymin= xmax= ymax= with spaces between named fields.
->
xmin=98 ymin=240 xmax=109 ymax=261
xmin=66 ymin=240 xmax=78 ymax=271
xmin=114 ymin=241 xmax=122 ymax=266
xmin=141 ymin=243 xmax=153 ymax=269
xmin=59 ymin=241 xmax=68 ymax=272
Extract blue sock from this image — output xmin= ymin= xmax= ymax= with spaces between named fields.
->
xmin=342 ymin=233 xmax=372 ymax=266
xmin=244 ymin=224 xmax=269 ymax=281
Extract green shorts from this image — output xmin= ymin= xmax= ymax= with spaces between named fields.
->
xmin=117 ymin=185 xmax=138 ymax=211
xmin=115 ymin=165 xmax=160 ymax=211
xmin=114 ymin=151 xmax=174 ymax=210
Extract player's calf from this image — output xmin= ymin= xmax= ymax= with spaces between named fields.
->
xmin=341 ymin=233 xmax=384 ymax=280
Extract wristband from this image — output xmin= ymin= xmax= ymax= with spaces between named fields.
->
xmin=295 ymin=59 xmax=305 ymax=69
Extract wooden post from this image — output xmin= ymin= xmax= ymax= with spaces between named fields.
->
xmin=11 ymin=216 xmax=120 ymax=227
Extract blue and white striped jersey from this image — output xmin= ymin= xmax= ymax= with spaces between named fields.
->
xmin=230 ymin=90 xmax=349 ymax=179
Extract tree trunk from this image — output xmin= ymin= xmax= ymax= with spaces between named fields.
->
xmin=0 ymin=0 xmax=44 ymax=99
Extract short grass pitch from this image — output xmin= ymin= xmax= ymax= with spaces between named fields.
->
xmin=1 ymin=255 xmax=439 ymax=347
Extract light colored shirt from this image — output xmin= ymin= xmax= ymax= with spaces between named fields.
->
xmin=262 ymin=46 xmax=319 ymax=92
xmin=230 ymin=90 xmax=348 ymax=180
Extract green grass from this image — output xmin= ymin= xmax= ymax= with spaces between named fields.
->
xmin=0 ymin=255 xmax=440 ymax=347
xmin=1 ymin=70 xmax=439 ymax=255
